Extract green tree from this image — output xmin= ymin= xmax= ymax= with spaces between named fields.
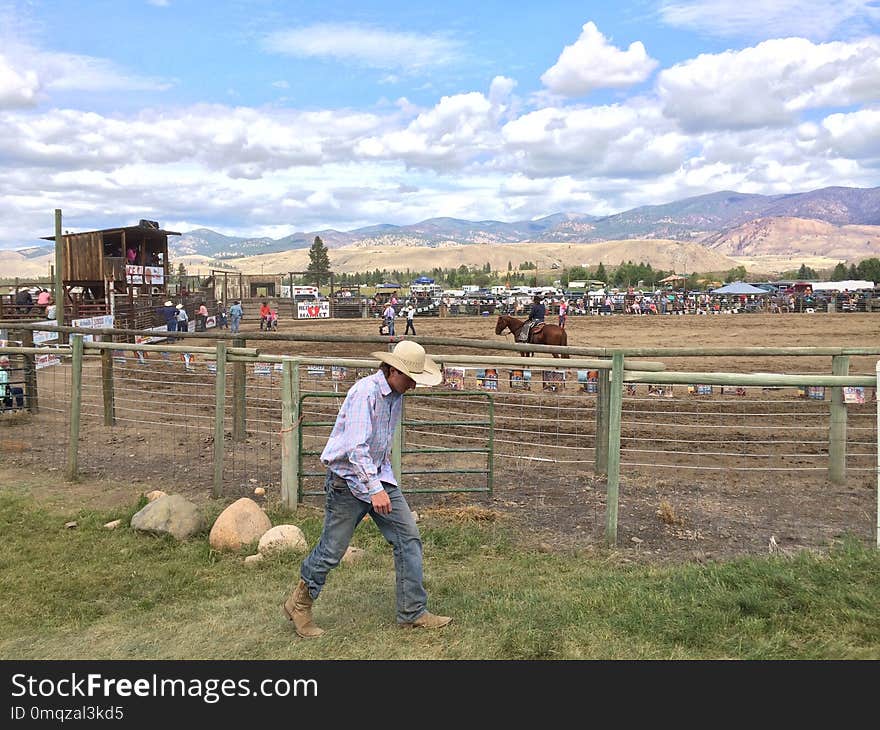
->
xmin=724 ymin=265 xmax=747 ymax=283
xmin=595 ymin=262 xmax=607 ymax=282
xmin=856 ymin=257 xmax=880 ymax=283
xmin=307 ymin=236 xmax=331 ymax=286
xmin=831 ymin=262 xmax=847 ymax=281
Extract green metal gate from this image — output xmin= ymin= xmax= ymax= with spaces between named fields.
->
xmin=298 ymin=390 xmax=494 ymax=499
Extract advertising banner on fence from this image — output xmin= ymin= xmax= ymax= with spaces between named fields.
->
xmin=134 ymin=325 xmax=170 ymax=344
xmin=144 ymin=266 xmax=164 ymax=285
xmin=71 ymin=315 xmax=114 ymax=343
xmin=32 ymin=320 xmax=59 ymax=345
xmin=297 ymin=301 xmax=330 ymax=319
xmin=125 ymin=265 xmax=143 ymax=284
xmin=36 ymin=352 xmax=61 ymax=369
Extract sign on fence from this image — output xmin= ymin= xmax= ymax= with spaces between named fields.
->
xmin=297 ymin=301 xmax=330 ymax=319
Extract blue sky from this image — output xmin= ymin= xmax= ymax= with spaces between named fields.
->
xmin=1 ymin=0 xmax=879 ymax=249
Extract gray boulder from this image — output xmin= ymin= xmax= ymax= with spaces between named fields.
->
xmin=130 ymin=494 xmax=204 ymax=540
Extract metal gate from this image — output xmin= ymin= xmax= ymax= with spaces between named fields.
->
xmin=298 ymin=390 xmax=494 ymax=499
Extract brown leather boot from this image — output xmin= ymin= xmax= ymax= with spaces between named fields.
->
xmin=282 ymin=579 xmax=325 ymax=638
xmin=399 ymin=611 xmax=453 ymax=629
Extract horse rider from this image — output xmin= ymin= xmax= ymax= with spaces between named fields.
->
xmin=518 ymin=295 xmax=546 ymax=343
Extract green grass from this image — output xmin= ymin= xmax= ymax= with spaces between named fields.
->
xmin=0 ymin=490 xmax=878 ymax=659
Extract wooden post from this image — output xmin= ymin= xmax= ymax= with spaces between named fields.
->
xmin=605 ymin=351 xmax=624 ymax=546
xmin=281 ymin=359 xmax=300 ymax=511
xmin=232 ymin=336 xmax=246 ymax=441
xmin=212 ymin=341 xmax=227 ymax=498
xmin=595 ymin=366 xmax=610 ymax=475
xmin=875 ymin=360 xmax=879 ymax=548
xmin=20 ymin=329 xmax=38 ymax=413
xmin=101 ymin=348 xmax=115 ymax=425
xmin=828 ymin=354 xmax=850 ymax=484
xmin=54 ymin=209 xmax=63 ymax=330
xmin=66 ymin=334 xmax=83 ymax=481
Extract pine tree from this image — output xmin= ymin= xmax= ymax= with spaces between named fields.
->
xmin=595 ymin=262 xmax=607 ymax=282
xmin=307 ymin=236 xmax=331 ymax=286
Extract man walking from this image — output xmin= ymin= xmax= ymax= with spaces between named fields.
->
xmin=229 ymin=300 xmax=243 ymax=334
xmin=282 ymin=341 xmax=452 ymax=637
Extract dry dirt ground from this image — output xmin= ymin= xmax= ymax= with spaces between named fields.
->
xmin=1 ymin=310 xmax=878 ymax=564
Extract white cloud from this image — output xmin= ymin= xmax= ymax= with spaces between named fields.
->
xmin=540 ymin=22 xmax=658 ymax=96
xmin=658 ymin=37 xmax=880 ymax=131
xmin=0 ymin=53 xmax=40 ymax=108
xmin=262 ymin=23 xmax=462 ymax=73
xmin=659 ymin=0 xmax=880 ymax=41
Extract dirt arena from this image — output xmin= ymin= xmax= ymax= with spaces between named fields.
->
xmin=1 ymin=310 xmax=878 ymax=563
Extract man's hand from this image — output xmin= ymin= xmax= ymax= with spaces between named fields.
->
xmin=371 ymin=490 xmax=392 ymax=515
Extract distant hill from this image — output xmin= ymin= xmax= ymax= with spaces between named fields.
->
xmin=164 ymin=185 xmax=880 ymax=258
xmin=6 ymin=185 xmax=879 ymax=279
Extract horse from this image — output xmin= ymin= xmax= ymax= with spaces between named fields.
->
xmin=494 ymin=314 xmax=569 ymax=357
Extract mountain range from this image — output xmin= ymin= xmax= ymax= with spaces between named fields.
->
xmin=169 ymin=185 xmax=880 ymax=259
xmin=4 ymin=185 xmax=879 ymax=279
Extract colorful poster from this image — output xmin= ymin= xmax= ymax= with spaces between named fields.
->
xmin=477 ymin=368 xmax=498 ymax=391
xmin=843 ymin=387 xmax=865 ymax=404
xmin=443 ymin=367 xmax=465 ymax=391
xmin=542 ymin=370 xmax=565 ymax=392
xmin=648 ymin=384 xmax=673 ymax=398
xmin=143 ymin=266 xmax=164 ymax=285
xmin=125 ymin=265 xmax=144 ymax=284
xmin=688 ymin=384 xmax=713 ymax=396
xmin=625 ymin=383 xmax=637 ymax=396
xmin=578 ymin=369 xmax=599 ymax=393
xmin=331 ymin=366 xmax=348 ymax=381
xmin=508 ymin=368 xmax=531 ymax=390
xmin=721 ymin=385 xmax=747 ymax=396
xmin=797 ymin=386 xmax=826 ymax=400
xmin=306 ymin=364 xmax=327 ymax=377
xmin=253 ymin=363 xmax=272 ymax=376
xmin=206 ymin=362 xmax=217 ymax=373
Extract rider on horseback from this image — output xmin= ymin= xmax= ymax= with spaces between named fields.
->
xmin=518 ymin=295 xmax=546 ymax=343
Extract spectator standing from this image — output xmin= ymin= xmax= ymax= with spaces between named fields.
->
xmin=382 ymin=302 xmax=396 ymax=336
xmin=176 ymin=303 xmax=189 ymax=333
xmin=404 ymin=302 xmax=417 ymax=335
xmin=217 ymin=301 xmax=228 ymax=329
xmin=197 ymin=302 xmax=208 ymax=332
xmin=269 ymin=309 xmax=279 ymax=331
xmin=229 ymin=300 xmax=243 ymax=334
xmin=259 ymin=301 xmax=271 ymax=331
xmin=558 ymin=298 xmax=568 ymax=328
xmin=159 ymin=300 xmax=178 ymax=338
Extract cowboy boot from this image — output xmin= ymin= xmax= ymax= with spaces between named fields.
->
xmin=282 ymin=579 xmax=325 ymax=638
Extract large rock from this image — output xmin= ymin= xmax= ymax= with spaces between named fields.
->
xmin=130 ymin=495 xmax=204 ymax=540
xmin=258 ymin=524 xmax=308 ymax=556
xmin=209 ymin=498 xmax=272 ymax=552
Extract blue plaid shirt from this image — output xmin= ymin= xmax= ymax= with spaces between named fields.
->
xmin=320 ymin=370 xmax=401 ymax=502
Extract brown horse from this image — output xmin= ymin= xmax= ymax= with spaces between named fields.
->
xmin=494 ymin=314 xmax=569 ymax=357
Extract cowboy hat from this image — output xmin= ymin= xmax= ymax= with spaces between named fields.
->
xmin=371 ymin=341 xmax=441 ymax=386
xmin=164 ymin=300 xmax=173 ymax=307
xmin=176 ymin=303 xmax=184 ymax=309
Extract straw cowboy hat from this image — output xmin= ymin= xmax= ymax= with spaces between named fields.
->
xmin=371 ymin=341 xmax=441 ymax=386
xmin=164 ymin=300 xmax=173 ymax=307
xmin=176 ymin=303 xmax=184 ymax=309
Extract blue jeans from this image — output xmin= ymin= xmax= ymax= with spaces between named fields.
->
xmin=230 ymin=316 xmax=241 ymax=333
xmin=300 ymin=471 xmax=428 ymax=624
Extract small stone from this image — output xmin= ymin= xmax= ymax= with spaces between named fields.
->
xmin=411 ymin=510 xmax=419 ymax=523
xmin=631 ymin=536 xmax=643 ymax=544
xmin=538 ymin=542 xmax=553 ymax=553
xmin=64 ymin=521 xmax=77 ymax=529
xmin=254 ymin=487 xmax=266 ymax=496
xmin=244 ymin=554 xmax=263 ymax=565
xmin=103 ymin=519 xmax=122 ymax=530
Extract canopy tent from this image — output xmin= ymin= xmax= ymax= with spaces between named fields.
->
xmin=710 ymin=282 xmax=771 ymax=295
xmin=810 ymin=280 xmax=874 ymax=292
xmin=659 ymin=274 xmax=686 ymax=284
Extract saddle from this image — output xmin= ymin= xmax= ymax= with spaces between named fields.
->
xmin=517 ymin=321 xmax=545 ymax=343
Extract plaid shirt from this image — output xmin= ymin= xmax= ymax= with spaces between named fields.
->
xmin=320 ymin=370 xmax=401 ymax=502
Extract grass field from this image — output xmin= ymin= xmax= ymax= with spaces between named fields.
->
xmin=1 ymin=488 xmax=878 ymax=660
